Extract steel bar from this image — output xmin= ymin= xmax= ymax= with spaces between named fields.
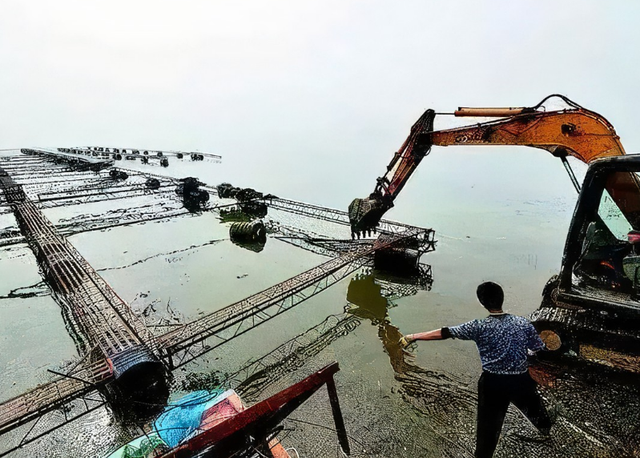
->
xmin=0 ymin=359 xmax=110 ymax=437
xmin=0 ymin=169 xmax=157 ymax=358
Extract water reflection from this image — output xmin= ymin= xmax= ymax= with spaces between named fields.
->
xmin=346 ymin=272 xmax=433 ymax=374
xmin=229 ymin=238 xmax=266 ymax=253
xmin=346 ymin=272 xmax=477 ymax=457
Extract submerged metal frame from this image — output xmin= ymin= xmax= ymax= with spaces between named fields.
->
xmin=0 ymin=150 xmax=437 ymax=456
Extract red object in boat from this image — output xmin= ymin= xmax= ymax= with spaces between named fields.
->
xmin=159 ymin=362 xmax=349 ymax=458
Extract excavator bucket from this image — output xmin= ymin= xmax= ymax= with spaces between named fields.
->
xmin=349 ymin=109 xmax=435 ymax=237
xmin=348 ymin=194 xmax=393 ymax=238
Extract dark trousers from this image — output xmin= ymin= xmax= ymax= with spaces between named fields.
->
xmin=475 ymin=371 xmax=551 ymax=458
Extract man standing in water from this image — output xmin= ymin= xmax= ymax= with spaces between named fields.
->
xmin=400 ymin=281 xmax=552 ymax=458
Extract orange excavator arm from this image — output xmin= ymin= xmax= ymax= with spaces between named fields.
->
xmin=349 ymin=95 xmax=628 ymax=236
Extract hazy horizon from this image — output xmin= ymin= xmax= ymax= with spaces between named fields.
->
xmin=1 ymin=1 xmax=637 ymax=211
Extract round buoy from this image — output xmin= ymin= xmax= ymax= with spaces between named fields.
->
xmin=146 ymin=178 xmax=161 ymax=189
xmin=230 ymin=220 xmax=266 ymax=242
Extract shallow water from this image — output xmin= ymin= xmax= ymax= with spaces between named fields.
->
xmin=1 ymin=152 xmax=639 ymax=457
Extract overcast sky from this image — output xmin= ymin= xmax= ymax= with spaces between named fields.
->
xmin=1 ymin=1 xmax=638 ymax=214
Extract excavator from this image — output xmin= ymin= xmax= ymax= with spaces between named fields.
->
xmin=349 ymin=94 xmax=640 ymax=372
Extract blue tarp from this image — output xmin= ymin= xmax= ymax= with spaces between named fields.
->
xmin=153 ymin=389 xmax=224 ymax=448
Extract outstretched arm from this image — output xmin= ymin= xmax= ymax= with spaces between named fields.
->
xmin=399 ymin=327 xmax=452 ymax=348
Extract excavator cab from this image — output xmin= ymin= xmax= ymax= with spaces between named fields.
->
xmin=535 ymin=156 xmax=640 ymax=370
xmin=559 ymin=156 xmax=640 ymax=302
xmin=574 ymin=217 xmax=631 ymax=291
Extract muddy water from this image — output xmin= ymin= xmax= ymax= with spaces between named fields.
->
xmin=1 ymin=154 xmax=639 ymax=457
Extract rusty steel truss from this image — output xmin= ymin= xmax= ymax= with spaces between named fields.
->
xmin=0 ymin=151 xmax=437 ymax=455
xmin=267 ymin=196 xmax=431 ymax=236
xmin=157 ymin=227 xmax=425 ymax=369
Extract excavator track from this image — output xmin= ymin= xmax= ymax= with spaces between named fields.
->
xmin=531 ymin=305 xmax=640 ymax=372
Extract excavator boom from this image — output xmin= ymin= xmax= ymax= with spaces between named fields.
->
xmin=349 ymin=95 xmax=628 ymax=236
xmin=431 ymin=107 xmax=625 ymax=162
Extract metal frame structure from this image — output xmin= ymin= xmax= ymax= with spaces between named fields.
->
xmin=158 ymin=228 xmax=424 ymax=369
xmin=268 ymin=196 xmax=434 ymax=236
xmin=0 ymin=149 xmax=437 ymax=456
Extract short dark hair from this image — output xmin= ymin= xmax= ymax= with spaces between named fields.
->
xmin=476 ymin=282 xmax=504 ymax=310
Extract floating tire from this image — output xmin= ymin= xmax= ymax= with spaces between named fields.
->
xmin=230 ymin=220 xmax=266 ymax=242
